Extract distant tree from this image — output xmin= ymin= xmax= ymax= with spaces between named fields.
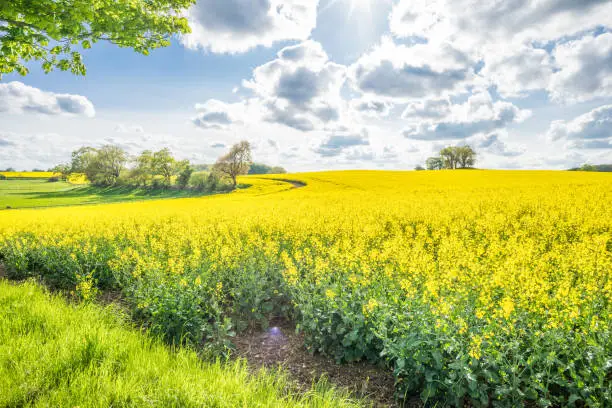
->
xmin=438 ymin=146 xmax=477 ymax=169
xmin=579 ymin=164 xmax=597 ymax=172
xmin=51 ymin=164 xmax=71 ymax=181
xmin=0 ymin=0 xmax=194 ymax=78
xmin=213 ymin=141 xmax=252 ymax=188
xmin=426 ymin=157 xmax=444 ymax=170
xmin=597 ymin=164 xmax=612 ymax=172
xmin=248 ymin=163 xmax=287 ymax=175
xmin=456 ymin=146 xmax=477 ymax=169
xmin=270 ymin=166 xmax=287 ymax=174
xmin=415 ymin=165 xmax=425 ymax=171
xmin=3 ymin=167 xmax=16 ymax=172
xmin=192 ymin=164 xmax=211 ymax=172
xmin=71 ymin=147 xmax=98 ymax=174
xmin=176 ymin=160 xmax=193 ymax=189
xmin=71 ymin=145 xmax=127 ymax=186
xmin=90 ymin=145 xmax=128 ymax=186
xmin=440 ymin=147 xmax=458 ymax=169
xmin=130 ymin=150 xmax=155 ymax=186
xmin=152 ymin=148 xmax=176 ymax=185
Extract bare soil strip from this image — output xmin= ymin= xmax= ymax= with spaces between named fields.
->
xmin=233 ymin=318 xmax=407 ymax=408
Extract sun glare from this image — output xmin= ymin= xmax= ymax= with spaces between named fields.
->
xmin=321 ymin=0 xmax=373 ymax=19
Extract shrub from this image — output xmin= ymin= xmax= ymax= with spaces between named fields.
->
xmin=189 ymin=171 xmax=209 ymax=191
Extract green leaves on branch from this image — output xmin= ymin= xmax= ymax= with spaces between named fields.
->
xmin=0 ymin=0 xmax=195 ymax=78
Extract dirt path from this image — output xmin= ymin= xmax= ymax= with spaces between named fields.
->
xmin=234 ymin=319 xmax=409 ymax=407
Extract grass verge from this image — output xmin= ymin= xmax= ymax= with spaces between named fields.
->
xmin=0 ymin=279 xmax=362 ymax=408
xmin=0 ymin=179 xmax=216 ymax=210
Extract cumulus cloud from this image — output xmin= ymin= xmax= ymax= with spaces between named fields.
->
xmin=0 ymin=131 xmax=77 ymax=170
xmin=389 ymin=1 xmax=612 ymax=103
xmin=0 ymin=81 xmax=95 ymax=117
xmin=344 ymin=146 xmax=375 ymax=161
xmin=547 ymin=105 xmax=612 ymax=148
xmin=114 ymin=124 xmax=145 ymax=134
xmin=313 ymin=128 xmax=369 ymax=157
xmin=192 ymin=99 xmax=244 ymax=130
xmin=390 ymin=0 xmax=611 ymax=47
xmin=350 ymin=98 xmax=394 ymax=118
xmin=0 ymin=138 xmax=15 ymax=147
xmin=181 ymin=0 xmax=319 ymax=53
xmin=349 ymin=38 xmax=476 ymax=100
xmin=402 ymin=99 xmax=451 ymax=120
xmin=480 ymin=45 xmax=555 ymax=98
xmin=567 ymin=140 xmax=612 ymax=150
xmin=471 ymin=132 xmax=526 ymax=157
xmin=244 ymin=41 xmax=346 ymax=131
xmin=210 ymin=142 xmax=227 ymax=149
xmin=548 ymin=33 xmax=612 ymax=103
xmin=403 ymin=91 xmax=531 ymax=141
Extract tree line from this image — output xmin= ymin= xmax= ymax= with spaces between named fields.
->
xmin=416 ymin=145 xmax=478 ymax=171
xmin=50 ymin=141 xmax=284 ymax=191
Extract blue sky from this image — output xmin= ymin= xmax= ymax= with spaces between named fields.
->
xmin=1 ymin=0 xmax=611 ymax=171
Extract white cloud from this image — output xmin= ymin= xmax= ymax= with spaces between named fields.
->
xmin=192 ymin=99 xmax=245 ymax=130
xmin=0 ymin=81 xmax=95 ymax=117
xmin=548 ymin=33 xmax=612 ymax=103
xmin=470 ymin=131 xmax=526 ymax=157
xmin=547 ymin=105 xmax=612 ymax=149
xmin=403 ymin=91 xmax=531 ymax=140
xmin=350 ymin=98 xmax=394 ymax=118
xmin=389 ymin=1 xmax=612 ymax=103
xmin=349 ymin=38 xmax=476 ymax=100
xmin=243 ymin=40 xmax=347 ymax=131
xmin=181 ymin=0 xmax=319 ymax=53
xmin=480 ymin=45 xmax=555 ymax=98
xmin=313 ymin=128 xmax=369 ymax=157
xmin=390 ymin=0 xmax=611 ymax=47
xmin=210 ymin=142 xmax=227 ymax=149
xmin=401 ymin=99 xmax=451 ymax=120
xmin=114 ymin=124 xmax=145 ymax=134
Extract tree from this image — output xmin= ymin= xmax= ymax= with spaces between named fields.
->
xmin=0 ymin=0 xmax=194 ymax=78
xmin=438 ymin=146 xmax=477 ymax=169
xmin=71 ymin=147 xmax=98 ymax=174
xmin=213 ymin=141 xmax=252 ymax=188
xmin=579 ymin=164 xmax=597 ymax=172
xmin=456 ymin=146 xmax=476 ymax=169
xmin=130 ymin=150 xmax=154 ymax=187
xmin=90 ymin=145 xmax=128 ymax=186
xmin=426 ymin=157 xmax=444 ymax=170
xmin=51 ymin=163 xmax=71 ymax=181
xmin=71 ymin=145 xmax=127 ymax=186
xmin=270 ymin=166 xmax=287 ymax=174
xmin=248 ymin=163 xmax=287 ymax=175
xmin=415 ymin=165 xmax=425 ymax=171
xmin=176 ymin=160 xmax=193 ymax=189
xmin=152 ymin=148 xmax=176 ymax=185
xmin=440 ymin=147 xmax=458 ymax=170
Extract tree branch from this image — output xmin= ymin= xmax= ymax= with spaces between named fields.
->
xmin=0 ymin=17 xmax=41 ymax=31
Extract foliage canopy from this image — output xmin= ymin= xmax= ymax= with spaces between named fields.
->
xmin=0 ymin=0 xmax=194 ymax=77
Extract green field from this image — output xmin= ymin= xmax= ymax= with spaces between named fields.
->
xmin=0 ymin=280 xmax=358 ymax=408
xmin=0 ymin=179 xmax=211 ymax=210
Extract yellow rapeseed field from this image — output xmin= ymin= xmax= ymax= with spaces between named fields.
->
xmin=0 ymin=171 xmax=610 ymax=406
xmin=0 ymin=171 xmax=57 ymax=179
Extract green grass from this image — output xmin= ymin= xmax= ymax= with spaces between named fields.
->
xmin=0 ymin=179 xmax=211 ymax=210
xmin=0 ymin=280 xmax=361 ymax=408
